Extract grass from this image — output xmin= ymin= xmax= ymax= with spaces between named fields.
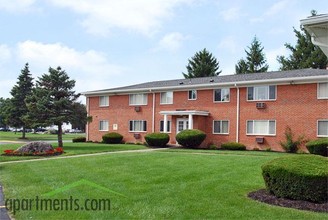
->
xmin=0 ymin=142 xmax=149 ymax=162
xmin=0 ymin=131 xmax=83 ymax=141
xmin=0 ymin=150 xmax=326 ymax=219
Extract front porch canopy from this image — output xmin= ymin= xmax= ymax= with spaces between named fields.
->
xmin=159 ymin=110 xmax=210 ymax=132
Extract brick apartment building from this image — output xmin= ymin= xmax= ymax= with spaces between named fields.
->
xmin=82 ymin=69 xmax=328 ymax=151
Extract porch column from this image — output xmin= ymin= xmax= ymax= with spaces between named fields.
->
xmin=163 ymin=114 xmax=168 ymax=133
xmin=188 ymin=114 xmax=193 ymax=129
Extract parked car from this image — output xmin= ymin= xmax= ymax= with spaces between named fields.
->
xmin=0 ymin=127 xmax=10 ymax=131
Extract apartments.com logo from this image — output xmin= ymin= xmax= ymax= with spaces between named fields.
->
xmin=5 ymin=179 xmax=126 ymax=214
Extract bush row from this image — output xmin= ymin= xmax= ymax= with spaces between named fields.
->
xmin=306 ymin=138 xmax=328 ymax=157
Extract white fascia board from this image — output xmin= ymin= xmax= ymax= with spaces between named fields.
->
xmin=160 ymin=110 xmax=210 ymax=116
xmin=81 ymin=75 xmax=328 ymax=96
xmin=300 ymin=14 xmax=328 ymax=26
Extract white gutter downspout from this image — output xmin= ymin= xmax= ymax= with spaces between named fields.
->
xmin=235 ymin=84 xmax=240 ymax=143
xmin=152 ymin=91 xmax=155 ymax=133
xmin=86 ymin=97 xmax=90 ymax=141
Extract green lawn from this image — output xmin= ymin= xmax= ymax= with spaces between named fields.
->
xmin=0 ymin=149 xmax=326 ymax=219
xmin=0 ymin=131 xmax=83 ymax=141
xmin=0 ymin=142 xmax=149 ymax=162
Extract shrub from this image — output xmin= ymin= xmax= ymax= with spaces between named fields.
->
xmin=279 ymin=126 xmax=306 ymax=153
xmin=145 ymin=133 xmax=169 ymax=147
xmin=176 ymin=129 xmax=206 ymax=148
xmin=102 ymin=132 xmax=123 ymax=144
xmin=72 ymin=137 xmax=86 ymax=143
xmin=306 ymin=138 xmax=328 ymax=157
xmin=261 ymin=155 xmax=328 ymax=203
xmin=220 ymin=142 xmax=246 ymax=150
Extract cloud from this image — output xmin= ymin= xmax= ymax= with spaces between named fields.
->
xmin=49 ymin=0 xmax=192 ymax=36
xmin=266 ymin=46 xmax=288 ymax=71
xmin=218 ymin=36 xmax=238 ymax=54
xmin=0 ymin=44 xmax=11 ymax=64
xmin=0 ymin=0 xmax=36 ymax=12
xmin=157 ymin=32 xmax=189 ymax=52
xmin=220 ymin=7 xmax=241 ymax=21
xmin=265 ymin=0 xmax=289 ymax=16
xmin=13 ymin=41 xmax=127 ymax=96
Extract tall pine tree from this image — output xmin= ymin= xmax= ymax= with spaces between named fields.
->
xmin=277 ymin=27 xmax=327 ymax=70
xmin=26 ymin=67 xmax=80 ymax=147
xmin=8 ymin=63 xmax=34 ymax=138
xmin=183 ymin=48 xmax=222 ymax=78
xmin=235 ymin=37 xmax=269 ymax=74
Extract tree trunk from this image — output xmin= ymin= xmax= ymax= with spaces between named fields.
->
xmin=58 ymin=124 xmax=63 ymax=148
xmin=22 ymin=126 xmax=26 ymax=139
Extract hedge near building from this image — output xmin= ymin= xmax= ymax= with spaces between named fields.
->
xmin=261 ymin=155 xmax=328 ymax=203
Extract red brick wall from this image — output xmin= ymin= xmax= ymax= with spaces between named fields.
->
xmin=86 ymin=83 xmax=328 ymax=151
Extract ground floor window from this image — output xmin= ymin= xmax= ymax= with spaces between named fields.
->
xmin=318 ymin=120 xmax=328 ymax=137
xmin=246 ymin=120 xmax=275 ymax=135
xmin=160 ymin=120 xmax=171 ymax=133
xmin=99 ymin=120 xmax=109 ymax=131
xmin=129 ymin=120 xmax=147 ymax=132
xmin=213 ymin=120 xmax=229 ymax=134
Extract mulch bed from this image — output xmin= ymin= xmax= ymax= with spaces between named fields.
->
xmin=248 ymin=189 xmax=328 ymax=213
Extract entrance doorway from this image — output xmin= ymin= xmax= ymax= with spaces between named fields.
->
xmin=176 ymin=118 xmax=189 ymax=134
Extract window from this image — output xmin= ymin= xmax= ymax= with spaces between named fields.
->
xmin=129 ymin=94 xmax=148 ymax=105
xmin=247 ymin=85 xmax=276 ymax=101
xmin=318 ymin=120 xmax=328 ymax=137
xmin=214 ymin=88 xmax=230 ymax=102
xmin=247 ymin=120 xmax=276 ymax=135
xmin=160 ymin=91 xmax=173 ymax=104
xmin=99 ymin=96 xmax=109 ymax=107
xmin=188 ymin=90 xmax=197 ymax=100
xmin=99 ymin=120 xmax=109 ymax=131
xmin=213 ymin=120 xmax=229 ymax=134
xmin=160 ymin=120 xmax=171 ymax=133
xmin=129 ymin=120 xmax=147 ymax=132
xmin=318 ymin=82 xmax=328 ymax=99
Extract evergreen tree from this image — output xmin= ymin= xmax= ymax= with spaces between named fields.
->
xmin=277 ymin=26 xmax=327 ymax=70
xmin=26 ymin=66 xmax=80 ymax=147
xmin=183 ymin=48 xmax=222 ymax=78
xmin=0 ymin=97 xmax=11 ymax=129
xmin=70 ymin=102 xmax=87 ymax=131
xmin=8 ymin=63 xmax=34 ymax=138
xmin=235 ymin=37 xmax=269 ymax=74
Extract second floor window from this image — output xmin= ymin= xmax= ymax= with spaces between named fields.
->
xmin=160 ymin=92 xmax=173 ymax=104
xmin=214 ymin=88 xmax=230 ymax=102
xmin=188 ymin=90 xmax=197 ymax=100
xmin=99 ymin=96 xmax=109 ymax=107
xmin=129 ymin=94 xmax=148 ymax=105
xmin=247 ymin=85 xmax=276 ymax=101
xmin=318 ymin=82 xmax=328 ymax=99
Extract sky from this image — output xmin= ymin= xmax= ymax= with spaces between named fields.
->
xmin=0 ymin=0 xmax=327 ymax=102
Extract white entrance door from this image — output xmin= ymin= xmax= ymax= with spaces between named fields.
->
xmin=176 ymin=118 xmax=189 ymax=134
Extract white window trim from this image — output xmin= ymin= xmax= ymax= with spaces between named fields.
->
xmin=160 ymin=120 xmax=171 ymax=133
xmin=129 ymin=94 xmax=148 ymax=106
xmin=317 ymin=119 xmax=328 ymax=137
xmin=246 ymin=120 xmax=276 ymax=136
xmin=99 ymin=96 xmax=109 ymax=107
xmin=99 ymin=120 xmax=109 ymax=131
xmin=213 ymin=88 xmax=230 ymax=103
xmin=129 ymin=120 xmax=147 ymax=132
xmin=188 ymin=90 xmax=197 ymax=100
xmin=213 ymin=120 xmax=229 ymax=135
xmin=247 ymin=85 xmax=277 ymax=102
xmin=317 ymin=82 xmax=328 ymax=99
xmin=160 ymin=91 xmax=174 ymax=105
